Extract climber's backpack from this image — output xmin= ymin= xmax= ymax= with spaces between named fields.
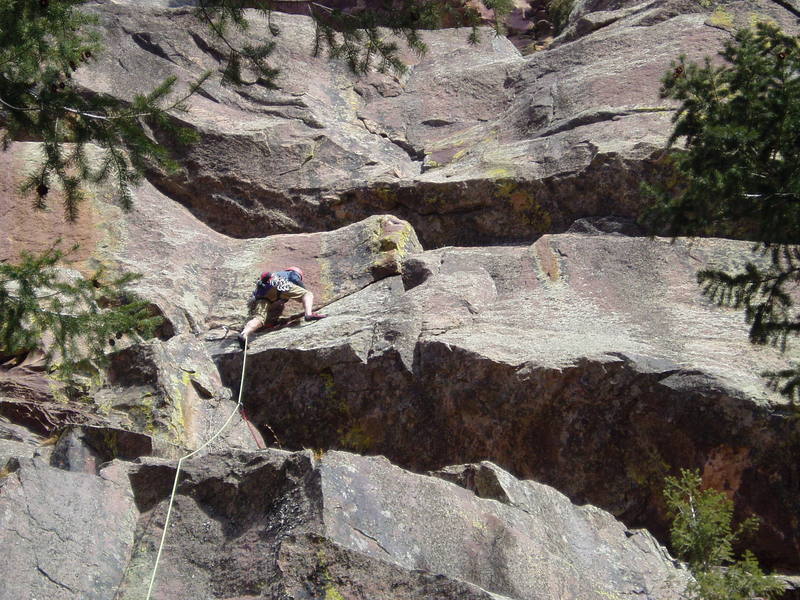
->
xmin=252 ymin=270 xmax=300 ymax=300
xmin=269 ymin=273 xmax=293 ymax=293
xmin=284 ymin=270 xmax=303 ymax=286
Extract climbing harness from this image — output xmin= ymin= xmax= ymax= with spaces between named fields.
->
xmin=145 ymin=336 xmax=253 ymax=600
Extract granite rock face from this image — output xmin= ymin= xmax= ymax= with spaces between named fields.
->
xmin=0 ymin=449 xmax=691 ymax=600
xmin=2 ymin=143 xmax=799 ymax=573
xmin=3 ymin=144 xmax=800 ymax=571
xmin=0 ymin=143 xmax=420 ymax=337
xmin=1 ymin=143 xmax=420 ymax=451
xmin=0 ymin=458 xmax=139 ymax=600
xmin=2 ymin=0 xmax=800 ymax=593
xmin=214 ymin=233 xmax=800 ymax=570
xmin=69 ymin=0 xmax=799 ymax=246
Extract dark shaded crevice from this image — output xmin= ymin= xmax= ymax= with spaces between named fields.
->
xmin=262 ymin=110 xmax=324 ymax=129
xmin=232 ymin=89 xmax=326 ymax=129
xmin=769 ymin=0 xmax=800 ymax=19
xmin=538 ymin=106 xmax=674 ymax=138
xmin=391 ymin=138 xmax=425 ymax=162
xmin=130 ymin=32 xmax=179 ymax=65
xmin=231 ymin=91 xmax=309 ymax=109
xmin=36 ymin=566 xmax=76 ymax=594
xmin=355 ymin=117 xmax=424 ymax=162
xmin=252 ymin=110 xmax=325 ymax=129
xmin=351 ymin=526 xmax=392 ymax=555
xmin=188 ymin=31 xmax=227 ymax=63
xmin=421 ymin=119 xmax=456 ymax=127
xmin=195 ymin=86 xmax=221 ymax=104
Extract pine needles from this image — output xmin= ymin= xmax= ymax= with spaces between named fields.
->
xmin=0 ymin=0 xmax=209 ymax=219
xmin=648 ymin=23 xmax=800 ymax=401
xmin=664 ymin=470 xmax=783 ymax=600
xmin=198 ymin=0 xmax=513 ymax=82
xmin=0 ymin=244 xmax=162 ymax=376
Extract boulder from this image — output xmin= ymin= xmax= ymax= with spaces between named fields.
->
xmin=214 ymin=232 xmax=800 ymax=570
xmin=114 ymin=448 xmax=690 ymax=599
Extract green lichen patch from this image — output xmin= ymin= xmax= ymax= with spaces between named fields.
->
xmin=368 ymin=216 xmax=420 ymax=278
xmin=325 ymin=583 xmax=346 ymax=600
xmin=373 ymin=186 xmax=397 ymax=206
xmin=708 ymin=6 xmax=734 ymax=29
xmin=494 ymin=180 xmax=552 ymax=231
xmin=127 ymin=394 xmax=157 ymax=433
xmin=339 ymin=424 xmax=374 ymax=454
xmin=486 ymin=166 xmax=514 ymax=179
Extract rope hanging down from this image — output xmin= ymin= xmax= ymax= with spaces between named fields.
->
xmin=144 ymin=336 xmax=251 ymax=600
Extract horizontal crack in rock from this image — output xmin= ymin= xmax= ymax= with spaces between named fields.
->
xmin=538 ymin=107 xmax=674 ymax=138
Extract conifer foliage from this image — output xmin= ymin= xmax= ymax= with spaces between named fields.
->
xmin=664 ymin=469 xmax=783 ymax=600
xmin=0 ymin=244 xmax=161 ymax=375
xmin=0 ymin=0 xmax=208 ymax=219
xmin=650 ymin=23 xmax=800 ymax=400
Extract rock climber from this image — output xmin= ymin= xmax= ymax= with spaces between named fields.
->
xmin=238 ymin=266 xmax=326 ymax=348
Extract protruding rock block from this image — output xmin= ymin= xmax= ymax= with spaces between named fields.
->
xmin=113 ymin=449 xmax=690 ymax=599
xmin=50 ymin=425 xmax=156 ymax=474
xmin=369 ymin=215 xmax=423 ymax=279
xmin=216 ymin=234 xmax=800 ymax=570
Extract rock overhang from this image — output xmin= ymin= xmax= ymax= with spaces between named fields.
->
xmin=211 ymin=228 xmax=800 ymax=570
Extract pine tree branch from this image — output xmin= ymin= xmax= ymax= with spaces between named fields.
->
xmin=1 ymin=79 xmax=205 ymax=122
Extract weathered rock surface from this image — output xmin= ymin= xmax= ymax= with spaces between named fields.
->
xmin=1 ymin=143 xmax=420 ymax=336
xmin=1 ymin=448 xmax=691 ymax=599
xmin=3 ymin=137 xmax=799 ymax=572
xmin=214 ymin=232 xmax=800 ymax=570
xmin=69 ymin=0 xmax=799 ymax=246
xmin=1 ymin=144 xmax=419 ymax=452
xmin=0 ymin=457 xmax=139 ymax=600
xmin=105 ymin=448 xmax=689 ymax=599
xmin=2 ymin=0 xmax=800 ymax=591
xmin=0 ymin=417 xmax=44 ymax=464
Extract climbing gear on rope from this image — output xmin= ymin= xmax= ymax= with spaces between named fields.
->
xmin=204 ymin=325 xmax=232 ymax=342
xmin=239 ymin=407 xmax=265 ymax=449
xmin=270 ymin=274 xmax=293 ymax=292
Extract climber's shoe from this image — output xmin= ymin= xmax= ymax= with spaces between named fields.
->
xmin=237 ymin=333 xmax=246 ymax=349
xmin=304 ymin=312 xmax=327 ymax=322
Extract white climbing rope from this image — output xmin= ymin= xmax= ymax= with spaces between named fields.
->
xmin=144 ymin=335 xmax=251 ymax=600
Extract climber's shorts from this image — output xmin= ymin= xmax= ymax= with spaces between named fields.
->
xmin=273 ymin=282 xmax=307 ymax=302
xmin=250 ymin=283 xmax=308 ymax=324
